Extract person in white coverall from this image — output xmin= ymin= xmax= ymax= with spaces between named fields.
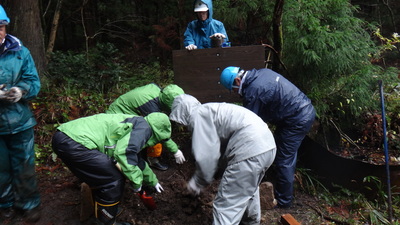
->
xmin=169 ymin=94 xmax=276 ymax=225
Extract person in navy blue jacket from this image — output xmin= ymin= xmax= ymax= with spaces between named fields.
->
xmin=220 ymin=66 xmax=316 ymax=209
xmin=184 ymin=0 xmax=228 ymax=50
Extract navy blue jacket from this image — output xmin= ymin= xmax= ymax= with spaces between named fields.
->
xmin=241 ymin=68 xmax=314 ymax=126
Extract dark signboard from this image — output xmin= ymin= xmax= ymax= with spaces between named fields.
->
xmin=173 ymin=45 xmax=265 ymax=103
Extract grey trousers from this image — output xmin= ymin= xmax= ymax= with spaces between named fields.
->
xmin=213 ymin=149 xmax=276 ymax=225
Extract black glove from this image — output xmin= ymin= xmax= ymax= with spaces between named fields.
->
xmin=142 ymin=185 xmax=156 ymax=195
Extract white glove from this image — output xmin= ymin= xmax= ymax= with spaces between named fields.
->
xmin=185 ymin=44 xmax=197 ymax=51
xmin=210 ymin=33 xmax=226 ymax=39
xmin=0 ymin=84 xmax=6 ymax=99
xmin=187 ymin=178 xmax=201 ymax=196
xmin=5 ymin=87 xmax=23 ymax=103
xmin=154 ymin=183 xmax=164 ymax=193
xmin=173 ymin=150 xmax=186 ymax=164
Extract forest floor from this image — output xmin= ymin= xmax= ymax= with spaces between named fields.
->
xmin=0 ymin=162 xmax=338 ymax=225
xmin=0 ymin=137 xmax=363 ymax=225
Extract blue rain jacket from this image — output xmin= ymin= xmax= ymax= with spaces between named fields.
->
xmin=183 ymin=0 xmax=228 ymax=49
xmin=241 ymin=68 xmax=314 ymax=126
xmin=0 ymin=34 xmax=40 ymax=135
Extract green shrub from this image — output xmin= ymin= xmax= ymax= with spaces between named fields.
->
xmin=47 ymin=42 xmax=131 ymax=93
xmin=281 ymin=0 xmax=400 ymax=135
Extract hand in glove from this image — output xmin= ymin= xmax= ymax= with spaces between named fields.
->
xmin=142 ymin=183 xmax=163 ymax=195
xmin=0 ymin=84 xmax=6 ymax=99
xmin=185 ymin=44 xmax=197 ymax=51
xmin=154 ymin=183 xmax=164 ymax=193
xmin=5 ymin=87 xmax=23 ymax=103
xmin=187 ymin=178 xmax=202 ymax=196
xmin=133 ymin=186 xmax=142 ymax=193
xmin=209 ymin=33 xmax=226 ymax=39
xmin=174 ymin=150 xmax=186 ymax=164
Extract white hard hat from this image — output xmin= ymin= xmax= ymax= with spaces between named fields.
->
xmin=194 ymin=1 xmax=208 ymax=12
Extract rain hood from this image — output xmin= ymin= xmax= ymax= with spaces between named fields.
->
xmin=169 ymin=94 xmax=201 ymax=127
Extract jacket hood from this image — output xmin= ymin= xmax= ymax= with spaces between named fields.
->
xmin=195 ymin=0 xmax=213 ymax=21
xmin=169 ymin=94 xmax=201 ymax=126
xmin=144 ymin=112 xmax=171 ymax=146
xmin=159 ymin=84 xmax=185 ymax=111
xmin=0 ymin=34 xmax=21 ymax=55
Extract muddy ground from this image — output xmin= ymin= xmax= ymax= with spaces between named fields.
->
xmin=1 ymin=139 xmax=349 ymax=225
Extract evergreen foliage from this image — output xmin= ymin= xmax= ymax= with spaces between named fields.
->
xmin=214 ymin=0 xmax=275 ymax=45
xmin=283 ymin=0 xmax=377 ymax=84
xmin=46 ymin=43 xmax=130 ymax=93
xmin=281 ymin=0 xmax=399 ymax=128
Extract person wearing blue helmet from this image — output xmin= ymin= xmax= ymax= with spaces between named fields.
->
xmin=0 ymin=4 xmax=41 ymax=222
xmin=184 ymin=0 xmax=229 ymax=50
xmin=220 ymin=66 xmax=316 ymax=209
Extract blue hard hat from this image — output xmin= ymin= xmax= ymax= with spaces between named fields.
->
xmin=220 ymin=66 xmax=240 ymax=90
xmin=0 ymin=5 xmax=10 ymax=25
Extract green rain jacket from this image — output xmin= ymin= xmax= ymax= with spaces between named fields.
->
xmin=57 ymin=113 xmax=171 ymax=189
xmin=0 ymin=35 xmax=41 ymax=135
xmin=106 ymin=83 xmax=184 ymax=154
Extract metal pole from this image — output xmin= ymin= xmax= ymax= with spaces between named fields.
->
xmin=378 ymin=80 xmax=393 ymax=222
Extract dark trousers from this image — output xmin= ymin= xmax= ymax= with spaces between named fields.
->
xmin=0 ymin=128 xmax=41 ymax=210
xmin=273 ymin=105 xmax=316 ymax=207
xmin=52 ymin=131 xmax=125 ymax=204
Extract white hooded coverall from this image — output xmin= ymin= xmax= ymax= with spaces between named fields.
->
xmin=170 ymin=94 xmax=276 ymax=225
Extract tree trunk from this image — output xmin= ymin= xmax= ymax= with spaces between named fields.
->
xmin=4 ymin=0 xmax=46 ymax=76
xmin=272 ymin=0 xmax=284 ymax=73
xmin=46 ymin=0 xmax=63 ymax=63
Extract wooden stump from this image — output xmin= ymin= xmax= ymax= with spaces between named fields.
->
xmin=80 ymin=182 xmax=94 ymax=222
xmin=260 ymin=181 xmax=277 ymax=210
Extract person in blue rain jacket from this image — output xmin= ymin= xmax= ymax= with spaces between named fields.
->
xmin=0 ymin=4 xmax=41 ymax=223
xmin=184 ymin=0 xmax=229 ymax=50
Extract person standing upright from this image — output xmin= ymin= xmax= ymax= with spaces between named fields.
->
xmin=184 ymin=0 xmax=229 ymax=50
xmin=0 ymin=5 xmax=41 ymax=223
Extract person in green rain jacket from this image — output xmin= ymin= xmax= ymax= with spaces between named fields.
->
xmin=107 ymin=83 xmax=185 ymax=171
xmin=52 ymin=112 xmax=171 ymax=225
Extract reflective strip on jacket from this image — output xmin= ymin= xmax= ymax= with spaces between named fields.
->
xmin=57 ymin=113 xmax=171 ymax=189
xmin=106 ymin=83 xmax=161 ymax=116
xmin=106 ymin=83 xmax=180 ymax=153
xmin=241 ymin=68 xmax=314 ymax=126
xmin=0 ymin=34 xmax=40 ymax=135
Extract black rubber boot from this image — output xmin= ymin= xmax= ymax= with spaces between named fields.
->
xmin=95 ymin=201 xmax=131 ymax=225
xmin=147 ymin=157 xmax=169 ymax=171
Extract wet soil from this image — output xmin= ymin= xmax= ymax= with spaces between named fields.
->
xmin=0 ymin=140 xmax=352 ymax=225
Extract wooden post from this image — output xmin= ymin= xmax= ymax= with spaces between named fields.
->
xmin=280 ymin=214 xmax=301 ymax=225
